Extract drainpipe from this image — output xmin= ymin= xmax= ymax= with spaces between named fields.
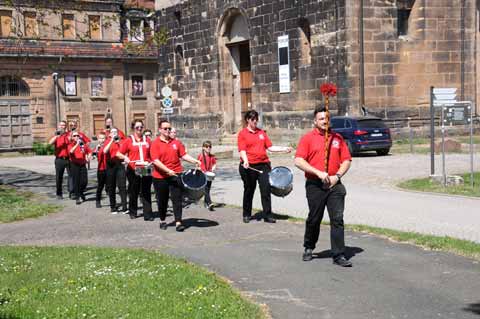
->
xmin=358 ymin=0 xmax=365 ymax=114
xmin=52 ymin=72 xmax=60 ymax=125
xmin=123 ymin=65 xmax=128 ymax=133
xmin=461 ymin=0 xmax=465 ymax=100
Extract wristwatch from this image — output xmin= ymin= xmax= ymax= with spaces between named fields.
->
xmin=335 ymin=173 xmax=342 ymax=181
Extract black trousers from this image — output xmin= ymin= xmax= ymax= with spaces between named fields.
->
xmin=96 ymin=170 xmax=109 ymax=201
xmin=70 ymin=162 xmax=88 ymax=199
xmin=126 ymin=168 xmax=152 ymax=219
xmin=304 ymin=179 xmax=347 ymax=258
xmin=239 ymin=163 xmax=272 ymax=218
xmin=204 ymin=181 xmax=213 ymax=206
xmin=153 ymin=176 xmax=183 ymax=222
xmin=54 ymin=157 xmax=69 ymax=196
xmin=106 ymin=162 xmax=127 ymax=210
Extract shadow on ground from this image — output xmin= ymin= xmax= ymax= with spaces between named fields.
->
xmin=313 ymin=246 xmax=364 ymax=260
xmin=464 ymin=302 xmax=480 ymax=315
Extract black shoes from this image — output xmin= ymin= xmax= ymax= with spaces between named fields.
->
xmin=208 ymin=204 xmax=215 ymax=211
xmin=80 ymin=194 xmax=86 ymax=201
xmin=129 ymin=213 xmax=137 ymax=219
xmin=176 ymin=224 xmax=186 ymax=232
xmin=243 ymin=216 xmax=251 ymax=223
xmin=159 ymin=222 xmax=167 ymax=230
xmin=333 ymin=256 xmax=352 ymax=267
xmin=302 ymin=248 xmax=313 ymax=261
xmin=144 ymin=216 xmax=154 ymax=221
xmin=96 ymin=201 xmax=101 ymax=208
xmin=264 ymin=217 xmax=276 ymax=223
xmin=76 ymin=198 xmax=82 ymax=205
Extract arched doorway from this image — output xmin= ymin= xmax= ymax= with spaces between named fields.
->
xmin=217 ymin=8 xmax=252 ymax=133
xmin=0 ymin=75 xmax=32 ymax=149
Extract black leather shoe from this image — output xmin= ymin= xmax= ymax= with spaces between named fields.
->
xmin=76 ymin=198 xmax=82 ymax=205
xmin=264 ymin=217 xmax=276 ymax=223
xmin=144 ymin=216 xmax=154 ymax=221
xmin=176 ymin=224 xmax=186 ymax=232
xmin=243 ymin=216 xmax=251 ymax=223
xmin=208 ymin=204 xmax=215 ymax=211
xmin=159 ymin=222 xmax=167 ymax=230
xmin=96 ymin=201 xmax=101 ymax=208
xmin=80 ymin=194 xmax=86 ymax=201
xmin=129 ymin=213 xmax=137 ymax=219
xmin=302 ymin=248 xmax=313 ymax=261
xmin=333 ymin=256 xmax=352 ymax=267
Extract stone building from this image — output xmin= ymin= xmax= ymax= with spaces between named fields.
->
xmin=0 ymin=0 xmax=159 ymax=150
xmin=0 ymin=0 xmax=478 ymax=149
xmin=154 ymin=0 xmax=478 ymax=142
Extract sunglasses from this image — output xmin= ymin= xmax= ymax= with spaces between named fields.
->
xmin=162 ymin=127 xmax=172 ymax=131
xmin=72 ymin=135 xmax=79 ymax=137
xmin=135 ymin=126 xmax=143 ymax=129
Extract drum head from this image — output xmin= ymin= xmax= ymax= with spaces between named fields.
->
xmin=181 ymin=169 xmax=207 ymax=201
xmin=269 ymin=166 xmax=293 ymax=188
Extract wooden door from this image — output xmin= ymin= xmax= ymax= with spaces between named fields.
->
xmin=239 ymin=42 xmax=252 ymax=123
xmin=93 ymin=114 xmax=104 ymax=136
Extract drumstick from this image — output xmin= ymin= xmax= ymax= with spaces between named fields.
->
xmin=248 ymin=167 xmax=263 ymax=174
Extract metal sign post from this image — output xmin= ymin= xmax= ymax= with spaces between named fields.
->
xmin=441 ymin=107 xmax=446 ymax=186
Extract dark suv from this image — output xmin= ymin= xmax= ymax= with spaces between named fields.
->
xmin=330 ymin=116 xmax=392 ymax=156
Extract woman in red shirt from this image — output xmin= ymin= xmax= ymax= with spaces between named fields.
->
xmin=68 ymin=132 xmax=92 ymax=205
xmin=116 ymin=120 xmax=153 ymax=221
xmin=105 ymin=127 xmax=128 ymax=214
xmin=237 ymin=110 xmax=292 ymax=224
xmin=198 ymin=140 xmax=217 ymax=211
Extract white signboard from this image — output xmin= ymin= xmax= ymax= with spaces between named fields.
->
xmin=278 ymin=35 xmax=290 ymax=93
xmin=161 ymin=86 xmax=172 ymax=97
xmin=162 ymin=108 xmax=174 ymax=114
xmin=433 ymin=87 xmax=457 ymax=106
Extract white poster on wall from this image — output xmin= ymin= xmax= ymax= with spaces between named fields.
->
xmin=278 ymin=35 xmax=290 ymax=93
xmin=65 ymin=75 xmax=77 ymax=96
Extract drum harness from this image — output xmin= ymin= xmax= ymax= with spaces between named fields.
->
xmin=130 ymin=135 xmax=152 ymax=175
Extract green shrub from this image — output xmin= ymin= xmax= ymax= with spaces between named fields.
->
xmin=32 ymin=142 xmax=55 ymax=156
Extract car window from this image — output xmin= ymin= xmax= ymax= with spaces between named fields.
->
xmin=331 ymin=118 xmax=344 ymax=129
xmin=357 ymin=119 xmax=387 ymax=129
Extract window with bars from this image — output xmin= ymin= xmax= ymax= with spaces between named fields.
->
xmin=0 ymin=76 xmax=30 ymax=97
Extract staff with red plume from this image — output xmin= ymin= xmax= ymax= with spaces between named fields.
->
xmin=320 ymin=83 xmax=337 ymax=172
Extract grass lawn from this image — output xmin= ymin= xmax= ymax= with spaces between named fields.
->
xmin=0 ymin=185 xmax=61 ymax=223
xmin=398 ymin=172 xmax=480 ymax=197
xmin=0 ymin=246 xmax=264 ymax=319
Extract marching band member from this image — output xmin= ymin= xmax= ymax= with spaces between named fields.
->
xmin=104 ymin=117 xmax=126 ymax=139
xmin=237 ymin=110 xmax=291 ymax=224
xmin=116 ymin=120 xmax=153 ymax=220
xmin=94 ymin=132 xmax=109 ymax=208
xmin=68 ymin=131 xmax=92 ymax=205
xmin=106 ymin=128 xmax=128 ymax=214
xmin=198 ymin=140 xmax=217 ymax=211
xmin=49 ymin=120 xmax=69 ymax=200
xmin=151 ymin=120 xmax=201 ymax=232
xmin=295 ymin=107 xmax=352 ymax=267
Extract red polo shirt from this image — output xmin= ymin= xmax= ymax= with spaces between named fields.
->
xmin=54 ymin=134 xmax=69 ymax=158
xmin=68 ymin=143 xmax=92 ymax=166
xmin=295 ymin=129 xmax=352 ymax=179
xmin=118 ymin=135 xmax=151 ymax=170
xmin=150 ymin=137 xmax=186 ymax=179
xmin=237 ymin=127 xmax=272 ymax=164
xmin=97 ymin=145 xmax=107 ymax=171
xmin=105 ymin=138 xmax=124 ymax=165
xmin=198 ymin=152 xmax=216 ymax=172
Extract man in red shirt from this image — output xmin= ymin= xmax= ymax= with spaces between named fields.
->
xmin=295 ymin=107 xmax=352 ymax=267
xmin=103 ymin=117 xmax=126 ymax=139
xmin=116 ymin=120 xmax=153 ymax=220
xmin=68 ymin=132 xmax=92 ymax=205
xmin=105 ymin=128 xmax=127 ymax=214
xmin=151 ymin=120 xmax=201 ymax=232
xmin=49 ymin=120 xmax=69 ymax=199
xmin=237 ymin=110 xmax=291 ymax=224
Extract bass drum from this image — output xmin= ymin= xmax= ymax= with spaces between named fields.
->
xmin=269 ymin=166 xmax=293 ymax=197
xmin=181 ymin=169 xmax=207 ymax=201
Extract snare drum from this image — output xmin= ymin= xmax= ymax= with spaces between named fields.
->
xmin=181 ymin=169 xmax=207 ymax=201
xmin=205 ymin=171 xmax=216 ymax=181
xmin=269 ymin=166 xmax=293 ymax=197
xmin=134 ymin=162 xmax=152 ymax=177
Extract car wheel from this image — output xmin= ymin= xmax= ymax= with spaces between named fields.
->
xmin=376 ymin=148 xmax=390 ymax=156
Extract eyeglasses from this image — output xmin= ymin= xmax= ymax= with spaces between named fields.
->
xmin=135 ymin=126 xmax=143 ymax=129
xmin=72 ymin=135 xmax=79 ymax=137
xmin=162 ymin=127 xmax=172 ymax=131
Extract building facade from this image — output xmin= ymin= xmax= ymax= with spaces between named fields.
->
xmin=0 ymin=0 xmax=478 ymax=149
xmin=0 ymin=0 xmax=159 ymax=150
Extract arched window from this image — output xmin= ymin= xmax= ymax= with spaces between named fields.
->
xmin=0 ymin=76 xmax=30 ymax=97
xmin=298 ymin=18 xmax=311 ymax=65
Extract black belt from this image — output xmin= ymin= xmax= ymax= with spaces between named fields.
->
xmin=56 ymin=156 xmax=69 ymax=160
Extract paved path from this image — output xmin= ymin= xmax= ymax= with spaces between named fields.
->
xmin=0 ymin=165 xmax=479 ymax=318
